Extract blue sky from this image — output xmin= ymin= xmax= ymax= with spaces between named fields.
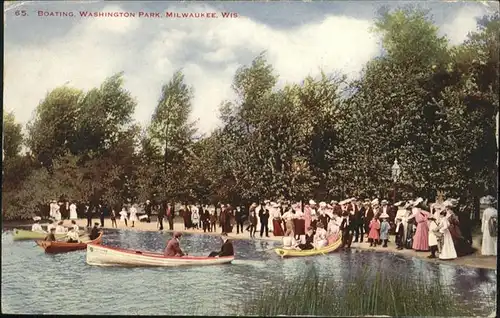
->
xmin=4 ymin=1 xmax=498 ymax=134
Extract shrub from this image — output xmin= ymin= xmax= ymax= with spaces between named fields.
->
xmin=240 ymin=265 xmax=482 ymax=316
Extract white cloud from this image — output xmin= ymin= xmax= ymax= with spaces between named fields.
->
xmin=440 ymin=6 xmax=484 ymax=45
xmin=3 ymin=3 xmax=488 ymax=137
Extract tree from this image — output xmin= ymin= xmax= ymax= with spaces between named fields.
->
xmin=2 ymin=111 xmax=23 ymax=160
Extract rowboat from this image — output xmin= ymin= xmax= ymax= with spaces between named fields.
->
xmin=12 ymin=228 xmax=84 ymax=241
xmin=36 ymin=232 xmax=103 ymax=254
xmin=274 ymin=233 xmax=343 ymax=258
xmin=86 ymin=243 xmax=235 ymax=267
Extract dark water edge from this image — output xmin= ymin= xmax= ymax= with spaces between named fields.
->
xmin=1 ymin=228 xmax=497 ymax=316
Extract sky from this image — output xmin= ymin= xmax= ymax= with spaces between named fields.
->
xmin=3 ymin=1 xmax=498 ymax=136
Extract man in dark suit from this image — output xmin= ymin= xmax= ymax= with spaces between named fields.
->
xmin=349 ymin=199 xmax=364 ymax=243
xmin=166 ymin=202 xmax=175 ymax=230
xmin=144 ymin=200 xmax=153 ymax=223
xmin=99 ymin=203 xmax=107 ymax=227
xmin=259 ymin=206 xmax=270 ymax=238
xmin=86 ymin=203 xmax=93 ymax=228
xmin=208 ymin=233 xmax=234 ymax=257
xmin=340 ymin=211 xmax=354 ymax=249
xmin=234 ymin=206 xmax=244 ymax=234
xmin=157 ymin=202 xmax=165 ymax=231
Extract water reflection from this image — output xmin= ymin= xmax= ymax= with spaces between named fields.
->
xmin=1 ymin=228 xmax=496 ymax=316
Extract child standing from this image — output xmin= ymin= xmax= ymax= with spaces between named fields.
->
xmin=110 ymin=208 xmax=118 ymax=228
xmin=395 ymin=218 xmax=404 ymax=249
xmin=248 ymin=210 xmax=257 ymax=238
xmin=368 ymin=216 xmax=380 ymax=247
xmin=119 ymin=207 xmax=128 ymax=227
xmin=379 ymin=214 xmax=390 ymax=247
xmin=427 ymin=215 xmax=440 ymax=258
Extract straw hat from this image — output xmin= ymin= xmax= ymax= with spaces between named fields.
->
xmin=379 ymin=212 xmax=390 ymax=219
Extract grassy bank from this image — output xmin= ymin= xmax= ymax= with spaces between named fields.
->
xmin=241 ymin=266 xmax=489 ymax=317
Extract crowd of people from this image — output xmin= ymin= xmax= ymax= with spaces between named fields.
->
xmin=37 ymin=193 xmax=497 ymax=258
xmin=31 ymin=216 xmax=102 ymax=243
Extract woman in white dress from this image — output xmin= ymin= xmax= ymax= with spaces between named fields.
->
xmin=438 ymin=211 xmax=457 ymax=260
xmin=119 ymin=207 xmax=128 ymax=227
xmin=394 ymin=201 xmax=409 ymax=240
xmin=327 ymin=214 xmax=341 ymax=236
xmin=129 ymin=204 xmax=138 ymax=227
xmin=313 ymin=222 xmax=328 ymax=249
xmin=191 ymin=205 xmax=200 ymax=230
xmin=54 ymin=204 xmax=62 ymax=222
xmin=31 ymin=216 xmax=45 ymax=233
xmin=481 ymin=195 xmax=497 ymax=256
xmin=69 ymin=202 xmax=78 ymax=220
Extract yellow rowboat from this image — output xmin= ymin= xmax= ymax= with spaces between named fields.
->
xmin=274 ymin=233 xmax=343 ymax=258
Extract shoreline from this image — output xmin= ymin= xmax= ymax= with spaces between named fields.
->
xmin=3 ymin=217 xmax=496 ymax=270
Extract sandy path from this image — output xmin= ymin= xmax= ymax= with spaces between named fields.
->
xmin=55 ymin=217 xmax=496 ymax=270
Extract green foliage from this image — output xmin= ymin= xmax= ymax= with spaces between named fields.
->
xmin=2 ymin=8 xmax=499 ymax=220
xmin=240 ymin=266 xmax=484 ymax=317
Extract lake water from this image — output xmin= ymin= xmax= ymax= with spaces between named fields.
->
xmin=1 ymin=228 xmax=496 ymax=316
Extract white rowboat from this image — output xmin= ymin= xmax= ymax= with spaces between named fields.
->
xmin=86 ymin=243 xmax=235 ymax=267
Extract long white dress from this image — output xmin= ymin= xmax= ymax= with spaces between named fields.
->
xmin=438 ymin=217 xmax=457 ymax=260
xmin=119 ymin=210 xmax=128 ymax=223
xmin=191 ymin=206 xmax=200 ymax=226
xmin=327 ymin=216 xmax=341 ymax=236
xmin=314 ymin=228 xmax=328 ymax=248
xmin=129 ymin=206 xmax=138 ymax=222
xmin=54 ymin=205 xmax=62 ymax=221
xmin=69 ymin=204 xmax=78 ymax=220
xmin=481 ymin=207 xmax=498 ymax=256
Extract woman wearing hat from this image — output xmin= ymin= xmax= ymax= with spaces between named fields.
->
xmin=406 ymin=198 xmax=430 ymax=251
xmin=443 ymin=199 xmax=475 ymax=256
xmin=313 ymin=222 xmax=328 ymax=249
xmin=31 ymin=216 xmax=45 ymax=233
xmin=481 ymin=195 xmax=497 ymax=256
xmin=437 ymin=209 xmax=457 ymax=260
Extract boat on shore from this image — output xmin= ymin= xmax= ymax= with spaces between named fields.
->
xmin=274 ymin=233 xmax=343 ymax=258
xmin=86 ymin=243 xmax=235 ymax=267
xmin=36 ymin=232 xmax=103 ymax=254
xmin=12 ymin=228 xmax=85 ymax=241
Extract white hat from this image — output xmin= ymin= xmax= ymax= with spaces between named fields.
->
xmin=379 ymin=212 xmax=390 ymax=219
xmin=33 ymin=216 xmax=41 ymax=221
xmin=271 ymin=202 xmax=280 ymax=208
xmin=146 ymin=200 xmax=150 ymax=203
xmin=381 ymin=199 xmax=388 ymax=205
xmin=330 ymin=200 xmax=338 ymax=205
xmin=339 ymin=200 xmax=346 ymax=205
xmin=264 ymin=200 xmax=270 ymax=204
xmin=371 ymin=199 xmax=379 ymax=205
xmin=394 ymin=201 xmax=403 ymax=207
xmin=319 ymin=202 xmax=327 ymax=208
xmin=413 ymin=197 xmax=424 ymax=206
xmin=480 ymin=195 xmax=496 ymax=205
xmin=349 ymin=197 xmax=356 ymax=202
xmin=443 ymin=198 xmax=458 ymax=208
xmin=309 ymin=199 xmax=316 ymax=205
xmin=326 ymin=204 xmax=333 ymax=209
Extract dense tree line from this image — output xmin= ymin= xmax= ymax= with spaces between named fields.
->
xmin=2 ymin=8 xmax=498 ymax=220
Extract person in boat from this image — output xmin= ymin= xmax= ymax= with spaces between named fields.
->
xmin=44 ymin=228 xmax=57 ymax=242
xmin=46 ymin=219 xmax=56 ymax=233
xmin=31 ymin=216 xmax=45 ymax=233
xmin=70 ymin=220 xmax=79 ymax=232
xmin=55 ymin=221 xmax=68 ymax=234
xmin=327 ymin=212 xmax=341 ymax=236
xmin=89 ymin=223 xmax=100 ymax=240
xmin=313 ymin=222 xmax=328 ymax=249
xmin=282 ymin=229 xmax=299 ymax=249
xmin=164 ymin=232 xmax=187 ymax=257
xmin=66 ymin=226 xmax=80 ymax=243
xmin=208 ymin=233 xmax=234 ymax=257
xmin=297 ymin=227 xmax=315 ymax=250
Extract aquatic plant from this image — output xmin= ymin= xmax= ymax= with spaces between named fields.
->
xmin=240 ymin=265 xmax=486 ymax=317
